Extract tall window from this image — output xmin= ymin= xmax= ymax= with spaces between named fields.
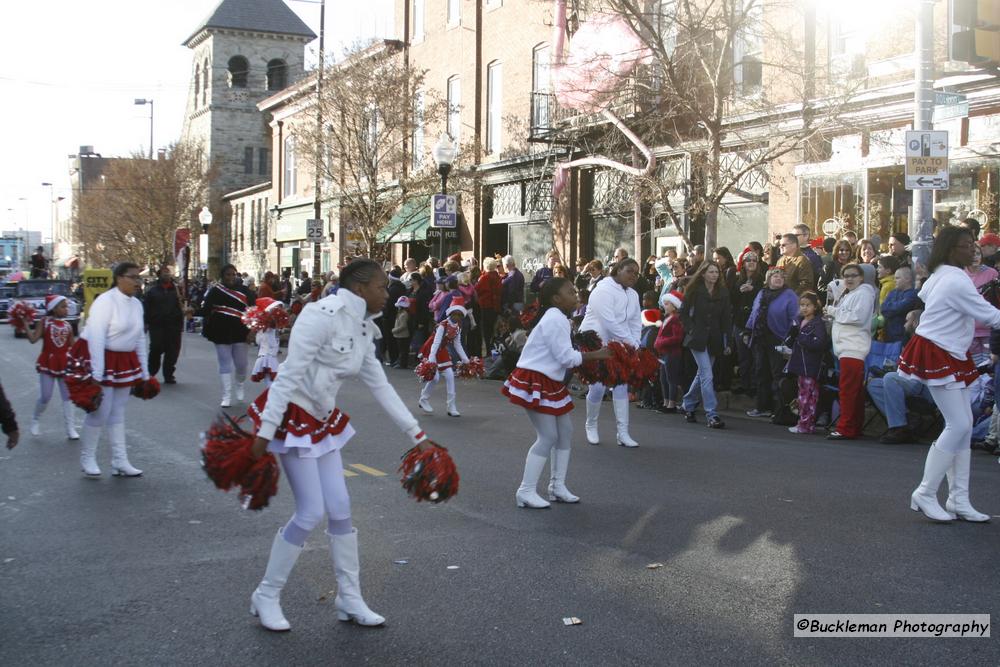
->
xmin=202 ymin=59 xmax=209 ymax=105
xmin=239 ymin=204 xmax=245 ymax=252
xmin=267 ymin=59 xmax=287 ymax=91
xmin=243 ymin=147 xmax=254 ymax=174
xmin=194 ymin=67 xmax=200 ymax=108
xmin=412 ymin=90 xmax=425 ymax=170
xmin=447 ymin=75 xmax=461 ymax=141
xmin=531 ymin=44 xmax=551 ymax=129
xmin=364 ymin=104 xmax=379 ymax=171
xmin=250 ymin=200 xmax=256 ymax=251
xmin=413 ymin=0 xmax=425 ymax=40
xmin=261 ymin=197 xmax=269 ymax=248
xmin=258 ymin=148 xmax=270 ymax=176
xmin=448 ymin=0 xmax=460 ymax=25
xmin=284 ymin=136 xmax=297 ymax=197
xmin=733 ymin=0 xmax=763 ymax=96
xmin=487 ymin=61 xmax=503 ymax=154
xmin=228 ymin=56 xmax=249 ymax=88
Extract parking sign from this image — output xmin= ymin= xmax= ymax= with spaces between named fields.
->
xmin=431 ymin=194 xmax=457 ymax=229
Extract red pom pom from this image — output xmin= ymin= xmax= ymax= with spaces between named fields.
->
xmin=630 ymin=347 xmax=660 ymax=387
xmin=414 ymin=360 xmax=438 ymax=382
xmin=200 ymin=413 xmax=280 ymax=511
xmin=520 ymin=302 xmax=539 ymax=328
xmin=290 ymin=301 xmax=303 ymax=316
xmin=130 ymin=378 xmax=161 ymax=400
xmin=243 ymin=306 xmax=290 ymax=333
xmin=572 ymin=330 xmax=605 ymax=384
xmin=456 ymin=357 xmax=484 ymax=379
xmin=67 ymin=379 xmax=103 ymax=413
xmin=399 ymin=441 xmax=459 ymax=503
xmin=9 ymin=302 xmax=36 ymax=331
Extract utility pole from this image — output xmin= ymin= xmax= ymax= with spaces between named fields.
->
xmin=909 ymin=0 xmax=935 ymax=271
xmin=312 ymin=0 xmax=326 ymax=279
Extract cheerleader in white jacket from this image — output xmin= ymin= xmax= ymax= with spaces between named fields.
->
xmin=247 ymin=259 xmax=433 ymax=631
xmin=504 ymin=278 xmax=609 ymax=508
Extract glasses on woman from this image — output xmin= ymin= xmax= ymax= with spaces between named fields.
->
xmin=843 ymin=272 xmax=861 ymax=279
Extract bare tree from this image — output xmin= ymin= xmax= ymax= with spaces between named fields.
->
xmin=78 ymin=141 xmax=215 ymax=268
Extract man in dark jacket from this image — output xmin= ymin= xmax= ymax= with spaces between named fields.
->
xmin=0 ymin=380 xmax=18 ymax=449
xmin=381 ymin=268 xmax=408 ymax=365
xmin=144 ymin=265 xmax=186 ymax=384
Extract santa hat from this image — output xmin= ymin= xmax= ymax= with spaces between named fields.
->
xmin=641 ymin=308 xmax=663 ymax=328
xmin=446 ymin=295 xmax=468 ymax=317
xmin=662 ymin=290 xmax=684 ymax=310
xmin=255 ymin=297 xmax=282 ymax=311
xmin=45 ymin=294 xmax=67 ymax=312
xmin=395 ymin=296 xmax=411 ymax=309
xmin=736 ymin=245 xmax=753 ymax=272
xmin=809 ymin=237 xmax=824 ymax=249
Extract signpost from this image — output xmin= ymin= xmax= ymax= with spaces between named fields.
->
xmin=430 ymin=194 xmax=457 ymax=259
xmin=904 ymin=130 xmax=949 ymax=191
xmin=306 ymin=219 xmax=324 ymax=242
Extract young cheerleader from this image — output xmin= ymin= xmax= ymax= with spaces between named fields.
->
xmin=504 ymin=278 xmax=610 ymax=508
xmin=785 ymin=292 xmax=828 ymax=435
xmin=249 ymin=298 xmax=285 ymax=387
xmin=654 ymin=290 xmax=684 ymax=413
xmin=418 ymin=296 xmax=471 ymax=417
xmin=26 ymin=295 xmax=79 ymax=439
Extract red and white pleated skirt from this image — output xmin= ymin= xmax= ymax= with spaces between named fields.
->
xmin=248 ymin=389 xmax=353 ymax=443
xmin=898 ymin=334 xmax=979 ymax=387
xmin=66 ymin=339 xmax=143 ymax=387
xmin=502 ymin=368 xmax=574 ymax=415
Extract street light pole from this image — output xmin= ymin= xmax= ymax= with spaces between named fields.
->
xmin=909 ymin=0 xmax=935 ymax=270
xmin=41 ymin=182 xmax=55 ymax=277
xmin=432 ymin=134 xmax=457 ymax=262
xmin=134 ymin=98 xmax=154 ymax=160
xmin=312 ymin=0 xmax=326 ymax=279
xmin=198 ymin=206 xmax=213 ymax=278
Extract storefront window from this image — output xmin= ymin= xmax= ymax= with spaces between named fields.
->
xmin=718 ymin=203 xmax=768 ymax=251
xmin=799 ymin=172 xmax=863 ymax=237
xmin=865 ymin=166 xmax=907 ymax=243
xmin=935 ymin=158 xmax=1000 ymax=233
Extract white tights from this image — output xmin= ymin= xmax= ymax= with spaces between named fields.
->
xmin=526 ymin=411 xmax=572 ymax=457
xmin=34 ymin=374 xmax=70 ymax=418
xmin=279 ymin=447 xmax=352 ymax=547
xmin=421 ymin=367 xmax=456 ymax=401
xmin=586 ymin=382 xmax=628 ymax=403
xmin=928 ymin=385 xmax=973 ymax=454
xmin=215 ymin=343 xmax=248 ymax=378
xmin=84 ymin=386 xmax=130 ymax=428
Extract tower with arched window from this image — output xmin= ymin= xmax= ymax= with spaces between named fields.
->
xmin=181 ymin=0 xmax=314 ymax=273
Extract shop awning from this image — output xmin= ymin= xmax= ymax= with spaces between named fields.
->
xmin=376 ymin=199 xmax=430 ymax=243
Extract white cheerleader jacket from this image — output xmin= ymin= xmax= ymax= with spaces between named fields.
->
xmin=516 ymin=307 xmax=583 ymax=381
xmin=579 ymin=277 xmax=641 ymax=347
xmin=82 ymin=287 xmax=148 ymax=381
xmin=256 ymin=289 xmax=425 ymax=444
xmin=915 ymin=264 xmax=1000 ymax=358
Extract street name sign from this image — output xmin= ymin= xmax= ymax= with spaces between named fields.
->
xmin=934 ymin=92 xmax=966 ymax=106
xmin=933 ymin=101 xmax=969 ymax=123
xmin=431 ymin=194 xmax=457 ymax=229
xmin=904 ymin=130 xmax=949 ymax=190
xmin=306 ymin=218 xmax=324 ymax=242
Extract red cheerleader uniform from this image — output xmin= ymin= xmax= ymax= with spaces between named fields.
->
xmin=36 ymin=317 xmax=73 ymax=377
xmin=501 ymin=307 xmax=580 ymax=416
xmin=419 ymin=320 xmax=462 ymax=370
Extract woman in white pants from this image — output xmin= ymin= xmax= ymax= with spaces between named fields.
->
xmin=198 ymin=264 xmax=252 ymax=407
xmin=579 ymin=258 xmax=642 ymax=447
xmin=899 ymin=226 xmax=1000 ymax=522
xmin=77 ymin=262 xmax=147 ymax=478
xmin=248 ymin=259 xmax=434 ymax=631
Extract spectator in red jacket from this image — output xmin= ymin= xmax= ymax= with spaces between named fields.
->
xmin=654 ymin=290 xmax=685 ymax=413
xmin=476 ymin=257 xmax=504 ymax=356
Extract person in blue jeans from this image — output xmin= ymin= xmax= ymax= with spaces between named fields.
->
xmin=868 ymin=371 xmax=931 ymax=444
xmin=680 ymin=261 xmax=732 ymax=429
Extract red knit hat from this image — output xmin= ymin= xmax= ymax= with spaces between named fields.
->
xmin=45 ymin=294 xmax=67 ymax=312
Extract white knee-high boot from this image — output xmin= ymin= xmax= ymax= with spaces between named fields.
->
xmin=63 ymin=402 xmax=79 ymax=440
xmin=328 ymin=528 xmax=385 ymax=626
xmin=220 ymin=373 xmax=233 ymax=408
xmin=945 ymin=448 xmax=990 ymax=522
xmin=30 ymin=400 xmax=46 ymax=436
xmin=613 ymin=398 xmax=639 ymax=448
xmin=79 ymin=424 xmax=102 ymax=477
xmin=234 ymin=373 xmax=246 ymax=402
xmin=515 ymin=452 xmax=551 ymax=509
xmin=910 ymin=444 xmax=956 ymax=522
xmin=548 ymin=449 xmax=579 ymax=503
xmin=418 ymin=378 xmax=435 ymax=413
xmin=585 ymin=400 xmax=601 ymax=445
xmin=109 ymin=423 xmax=142 ymax=477
xmin=251 ymin=530 xmax=303 ymax=631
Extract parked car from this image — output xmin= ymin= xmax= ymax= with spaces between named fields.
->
xmin=0 ymin=284 xmax=15 ymax=324
xmin=10 ymin=279 xmax=81 ymax=337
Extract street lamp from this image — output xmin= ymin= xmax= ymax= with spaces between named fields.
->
xmin=198 ymin=206 xmax=212 ymax=276
xmin=134 ymin=98 xmax=154 ymax=160
xmin=41 ymin=182 xmax=56 ymax=276
xmin=431 ymin=133 xmax=458 ymax=261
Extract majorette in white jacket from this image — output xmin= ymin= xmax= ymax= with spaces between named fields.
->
xmin=579 ymin=277 xmax=642 ymax=347
xmin=829 ymin=282 xmax=876 ymax=361
xmin=516 ymin=307 xmax=583 ymax=382
xmin=915 ymin=264 xmax=1000 ymax=358
xmin=82 ymin=287 xmax=148 ymax=381
xmin=256 ymin=289 xmax=425 ymax=444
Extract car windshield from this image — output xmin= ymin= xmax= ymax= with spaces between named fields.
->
xmin=16 ymin=282 xmax=71 ymax=298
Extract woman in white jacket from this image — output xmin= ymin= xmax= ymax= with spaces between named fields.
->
xmin=824 ymin=263 xmax=876 ymax=441
xmin=246 ymin=259 xmax=434 ymax=631
xmin=579 ymin=258 xmax=642 ymax=447
xmin=899 ymin=226 xmax=1000 ymax=522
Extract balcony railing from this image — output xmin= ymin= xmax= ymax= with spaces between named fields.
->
xmin=528 ymin=75 xmax=648 ymax=143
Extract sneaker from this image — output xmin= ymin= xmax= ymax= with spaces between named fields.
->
xmin=684 ymin=411 xmax=697 ymax=423
xmin=659 ymin=406 xmax=677 ymax=414
xmin=707 ymin=416 xmax=725 ymax=429
xmin=745 ymin=409 xmax=772 ymax=418
xmin=164 ymin=377 xmax=177 ymax=385
xmin=788 ymin=426 xmax=802 ymax=434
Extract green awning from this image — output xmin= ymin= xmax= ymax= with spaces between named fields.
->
xmin=377 ymin=199 xmax=430 ymax=243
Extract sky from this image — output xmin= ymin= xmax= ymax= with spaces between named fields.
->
xmin=0 ymin=0 xmax=394 ymax=242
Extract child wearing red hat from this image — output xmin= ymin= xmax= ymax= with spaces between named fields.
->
xmin=26 ymin=294 xmax=78 ymax=440
xmin=247 ymin=297 xmax=287 ymax=387
xmin=654 ymin=291 xmax=685 ymax=413
xmin=418 ymin=296 xmax=471 ymax=416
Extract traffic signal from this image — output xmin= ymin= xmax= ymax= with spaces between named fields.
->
xmin=952 ymin=0 xmax=1000 ymax=65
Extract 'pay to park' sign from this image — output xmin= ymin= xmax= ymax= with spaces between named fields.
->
xmin=904 ymin=130 xmax=949 ymax=190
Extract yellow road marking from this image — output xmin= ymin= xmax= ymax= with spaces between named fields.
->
xmin=348 ymin=463 xmax=387 ymax=477
xmin=343 ymin=470 xmax=359 ymax=477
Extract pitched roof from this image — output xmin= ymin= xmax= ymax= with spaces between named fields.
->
xmin=184 ymin=0 xmax=317 ymax=46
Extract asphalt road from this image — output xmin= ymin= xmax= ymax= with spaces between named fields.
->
xmin=1 ymin=331 xmax=998 ymax=665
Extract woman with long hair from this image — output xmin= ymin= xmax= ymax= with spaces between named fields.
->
xmin=247 ymin=259 xmax=437 ymax=630
xmin=77 ymin=262 xmax=147 ymax=477
xmin=199 ymin=264 xmax=253 ymax=408
xmin=900 ymin=226 xmax=1000 ymax=522
xmin=680 ymin=261 xmax=732 ymax=429
xmin=580 ymin=258 xmax=642 ymax=447
xmin=505 ymin=277 xmax=609 ymax=508
xmin=712 ymin=247 xmax=738 ymax=294
xmin=819 ymin=239 xmax=855 ymax=303
xmin=732 ymin=251 xmax=765 ymax=396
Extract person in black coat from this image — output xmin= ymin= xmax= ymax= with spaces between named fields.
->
xmin=144 ymin=265 xmax=186 ymax=384
xmin=198 ymin=264 xmax=253 ymax=408
xmin=680 ymin=261 xmax=733 ymax=429
xmin=0 ymin=379 xmax=19 ymax=450
xmin=381 ymin=268 xmax=409 ymax=365
xmin=732 ymin=252 xmax=765 ymax=395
